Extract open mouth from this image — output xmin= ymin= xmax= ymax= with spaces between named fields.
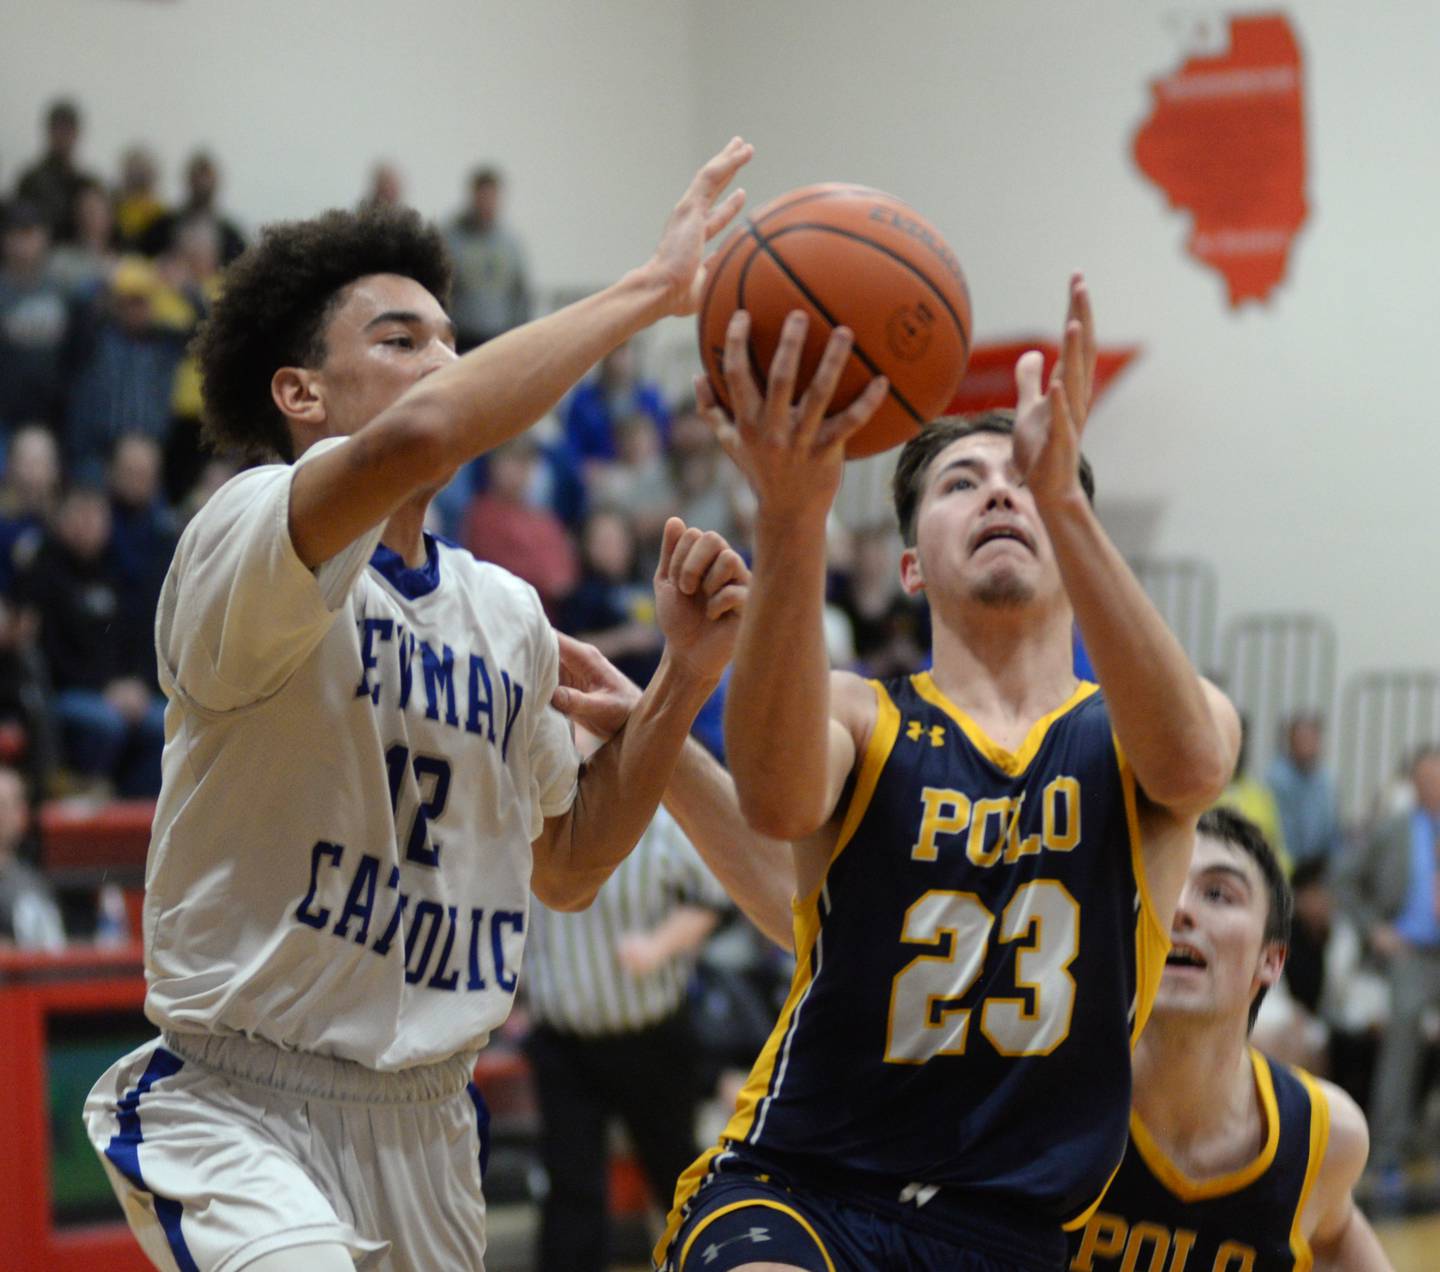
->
xmin=1165 ymin=943 xmax=1208 ymax=970
xmin=970 ymin=524 xmax=1033 ymax=555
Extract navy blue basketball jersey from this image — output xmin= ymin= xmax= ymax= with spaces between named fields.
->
xmin=663 ymin=673 xmax=1169 ymax=1253
xmin=1069 ymin=1052 xmax=1331 ymax=1272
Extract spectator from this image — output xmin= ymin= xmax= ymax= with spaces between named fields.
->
xmin=586 ymin=410 xmax=678 ymax=568
xmin=64 ymin=255 xmax=192 ymax=478
xmin=0 ymin=765 xmax=63 ymax=949
xmin=0 ymin=201 xmax=71 ymax=432
xmin=14 ymin=98 xmax=97 ymax=244
xmin=1216 ymin=713 xmax=1289 ymax=872
xmin=459 ymin=435 xmax=578 ymax=614
xmin=523 ymin=725 xmax=733 ymax=1272
xmin=15 ymin=483 xmax=164 ymax=798
xmin=359 ymin=160 xmax=405 ymax=211
xmin=445 ymin=165 xmax=530 ymax=350
xmin=0 ymin=423 xmax=60 ymax=595
xmin=831 ymin=521 xmax=929 ymax=678
xmin=140 ymin=150 xmax=245 ymax=264
xmin=668 ymin=405 xmax=747 ymax=544
xmin=113 ymin=145 xmax=169 ymax=253
xmin=564 ymin=340 xmax=669 ymax=469
xmin=0 ymin=593 xmax=58 ymax=797
xmin=1266 ymin=712 xmax=1343 ymax=870
xmin=1340 ymin=744 xmax=1440 ymax=1200
xmin=49 ymin=177 xmax=118 ymax=297
xmin=559 ymin=506 xmax=664 ymax=686
xmin=106 ymin=433 xmax=177 ymax=683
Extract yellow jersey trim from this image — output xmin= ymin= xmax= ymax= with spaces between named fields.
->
xmin=658 ymin=690 xmax=901 ymax=1265
xmin=1129 ymin=1049 xmax=1284 ymax=1200
xmin=1116 ymin=733 xmax=1169 ymax=1046
xmin=678 ymin=1198 xmax=837 ymax=1272
xmin=909 ymin=673 xmax=1099 ymax=776
xmin=655 ymin=1145 xmax=725 ymax=1266
xmin=1289 ymin=1068 xmax=1331 ymax=1272
xmin=818 ymin=678 xmax=901 ymax=890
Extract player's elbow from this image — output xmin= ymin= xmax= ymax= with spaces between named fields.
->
xmin=1142 ymin=740 xmax=1235 ymax=816
xmin=736 ymin=787 xmax=825 ymax=842
xmin=364 ymin=390 xmax=465 ymax=491
xmin=531 ymin=869 xmax=605 ymax=913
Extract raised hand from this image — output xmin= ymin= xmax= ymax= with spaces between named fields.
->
xmin=1013 ymin=273 xmax=1098 ymax=506
xmin=696 ymin=309 xmax=889 ymax=521
xmin=653 ymin=516 xmax=749 ymax=683
xmin=649 ymin=137 xmax=754 ymax=317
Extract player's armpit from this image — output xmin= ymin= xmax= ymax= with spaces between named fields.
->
xmin=1307 ymin=1083 xmax=1394 ymax=1271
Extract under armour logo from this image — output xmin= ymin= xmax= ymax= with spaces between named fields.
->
xmin=899 ymin=1182 xmax=939 ymax=1209
xmin=702 ymin=1227 xmax=772 ymax=1263
xmin=906 ymin=721 xmax=945 ymax=747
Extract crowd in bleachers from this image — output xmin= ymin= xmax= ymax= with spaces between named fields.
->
xmin=2 ymin=95 xmax=1438 ymax=1217
xmin=0 ymin=99 xmax=929 ymax=900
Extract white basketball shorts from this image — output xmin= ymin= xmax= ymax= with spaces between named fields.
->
xmin=83 ymin=1031 xmax=490 ymax=1272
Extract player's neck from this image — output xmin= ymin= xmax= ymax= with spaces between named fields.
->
xmin=1133 ymin=1021 xmax=1260 ymax=1164
xmin=380 ymin=495 xmax=431 ymax=567
xmin=928 ymin=605 xmax=1078 ymax=730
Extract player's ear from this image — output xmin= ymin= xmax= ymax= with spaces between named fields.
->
xmin=272 ymin=366 xmax=327 ymax=428
xmin=1255 ymin=939 xmax=1286 ymax=990
xmin=899 ymin=544 xmax=925 ymax=595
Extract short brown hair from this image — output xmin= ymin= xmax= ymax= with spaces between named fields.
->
xmin=890 ymin=411 xmax=1095 ymax=546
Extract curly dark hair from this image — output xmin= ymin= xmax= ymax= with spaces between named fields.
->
xmin=193 ymin=205 xmax=452 ymax=461
xmin=891 ymin=410 xmax=1095 ymax=546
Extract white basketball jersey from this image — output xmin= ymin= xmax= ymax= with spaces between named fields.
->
xmin=142 ymin=437 xmax=579 ymax=1070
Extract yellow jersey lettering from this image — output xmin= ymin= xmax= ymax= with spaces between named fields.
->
xmin=1043 ymin=775 xmax=1081 ymax=850
xmin=1210 ymin=1244 xmax=1255 ymax=1272
xmin=911 ymin=787 xmax=971 ymax=862
xmin=1120 ymin=1223 xmax=1170 ymax=1272
xmin=1002 ymin=793 xmax=1042 ymax=863
xmin=967 ymin=797 xmax=1011 ymax=867
xmin=1168 ymin=1230 xmax=1196 ymax=1271
xmin=1071 ymin=1213 xmax=1127 ymax=1269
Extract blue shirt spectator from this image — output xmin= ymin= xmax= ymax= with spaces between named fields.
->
xmin=563 ymin=342 xmax=669 ymax=465
xmin=1265 ymin=714 xmax=1343 ymax=869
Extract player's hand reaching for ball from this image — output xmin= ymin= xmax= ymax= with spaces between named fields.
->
xmin=653 ymin=516 xmax=749 ymax=683
xmin=698 ymin=310 xmax=889 ymax=521
xmin=1013 ymin=273 xmax=1098 ymax=507
xmin=646 ymin=137 xmax=753 ymax=317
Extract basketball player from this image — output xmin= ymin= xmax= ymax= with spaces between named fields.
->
xmin=82 ymin=139 xmax=758 ymax=1272
xmin=1069 ymin=807 xmax=1391 ymax=1272
xmin=655 ymin=277 xmax=1242 ymax=1272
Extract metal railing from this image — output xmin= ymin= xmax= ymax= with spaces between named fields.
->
xmin=1337 ymin=670 xmax=1440 ymax=828
xmin=1220 ymin=613 xmax=1336 ymax=777
xmin=1129 ymin=557 xmax=1218 ymax=676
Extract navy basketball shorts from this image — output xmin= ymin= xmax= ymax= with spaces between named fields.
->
xmin=663 ymin=1164 xmax=1057 ymax=1272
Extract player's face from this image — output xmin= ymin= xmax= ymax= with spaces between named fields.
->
xmin=1153 ymin=834 xmax=1283 ymax=1024
xmin=901 ymin=432 xmax=1062 ymax=610
xmin=311 ymin=273 xmax=458 ymax=438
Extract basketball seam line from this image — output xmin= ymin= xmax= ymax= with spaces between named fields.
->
xmin=744 ymin=221 xmax=928 ymax=428
xmin=764 ymin=222 xmax=971 ymax=361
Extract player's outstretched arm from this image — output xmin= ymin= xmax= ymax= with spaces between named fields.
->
xmin=1307 ymin=1082 xmax=1395 ymax=1271
xmin=661 ymin=738 xmax=796 ymax=951
xmin=547 ymin=631 xmax=797 ymax=946
xmin=700 ymin=310 xmax=888 ymax=839
xmin=287 ymin=138 xmax=753 ymax=569
xmin=1013 ymin=276 xmax=1239 ymax=822
xmin=532 ymin=519 xmax=748 ymax=910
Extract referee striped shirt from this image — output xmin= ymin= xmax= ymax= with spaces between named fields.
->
xmin=524 ymin=807 xmax=730 ymax=1036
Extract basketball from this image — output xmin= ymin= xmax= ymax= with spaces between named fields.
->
xmin=698 ymin=183 xmax=972 ymax=459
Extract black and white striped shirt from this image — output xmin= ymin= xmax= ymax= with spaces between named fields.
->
xmin=524 ymin=808 xmax=730 ymax=1035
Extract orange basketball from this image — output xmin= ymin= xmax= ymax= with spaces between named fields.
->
xmin=698 ymin=184 xmax=972 ymax=459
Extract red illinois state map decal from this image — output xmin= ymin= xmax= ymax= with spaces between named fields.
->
xmin=1133 ymin=13 xmax=1308 ymax=306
